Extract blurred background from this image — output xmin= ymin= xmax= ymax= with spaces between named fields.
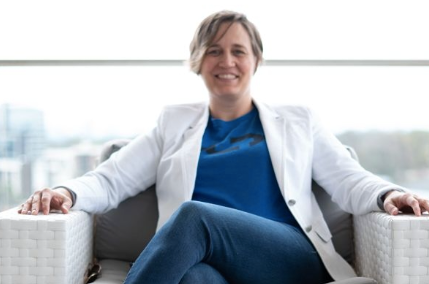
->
xmin=1 ymin=0 xmax=428 ymax=210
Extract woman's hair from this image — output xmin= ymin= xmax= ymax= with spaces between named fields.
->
xmin=189 ymin=10 xmax=263 ymax=74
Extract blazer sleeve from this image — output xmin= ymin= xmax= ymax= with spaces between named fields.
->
xmin=58 ymin=119 xmax=164 ymax=214
xmin=309 ymin=108 xmax=407 ymax=215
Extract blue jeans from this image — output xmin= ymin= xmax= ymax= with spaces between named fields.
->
xmin=124 ymin=201 xmax=331 ymax=284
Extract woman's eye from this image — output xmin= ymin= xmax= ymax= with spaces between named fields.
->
xmin=233 ymin=50 xmax=245 ymax=55
xmin=207 ymin=49 xmax=220 ymax=56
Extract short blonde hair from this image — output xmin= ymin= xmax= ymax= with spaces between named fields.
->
xmin=189 ymin=10 xmax=263 ymax=74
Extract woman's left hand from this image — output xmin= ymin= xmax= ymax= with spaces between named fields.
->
xmin=384 ymin=191 xmax=429 ymax=216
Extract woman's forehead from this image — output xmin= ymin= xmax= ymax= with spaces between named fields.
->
xmin=210 ymin=22 xmax=251 ymax=46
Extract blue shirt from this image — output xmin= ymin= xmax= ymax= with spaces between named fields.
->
xmin=192 ymin=107 xmax=299 ymax=226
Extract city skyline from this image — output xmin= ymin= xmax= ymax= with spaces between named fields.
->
xmin=0 ymin=104 xmax=100 ymax=211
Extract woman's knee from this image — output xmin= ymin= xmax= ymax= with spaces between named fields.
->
xmin=174 ymin=201 xmax=217 ymax=224
xmin=178 ymin=200 xmax=212 ymax=214
xmin=160 ymin=201 xmax=211 ymax=236
xmin=160 ymin=201 xmax=235 ymax=250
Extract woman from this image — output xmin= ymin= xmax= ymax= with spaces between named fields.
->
xmin=19 ymin=10 xmax=429 ymax=284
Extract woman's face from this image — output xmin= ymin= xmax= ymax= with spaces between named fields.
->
xmin=200 ymin=22 xmax=257 ymax=102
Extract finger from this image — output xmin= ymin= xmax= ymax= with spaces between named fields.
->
xmin=40 ymin=189 xmax=53 ymax=215
xmin=60 ymin=198 xmax=72 ymax=214
xmin=17 ymin=203 xmax=25 ymax=214
xmin=406 ymin=194 xmax=421 ymax=216
xmin=384 ymin=202 xmax=399 ymax=215
xmin=31 ymin=193 xmax=41 ymax=215
xmin=418 ymin=198 xmax=429 ymax=214
xmin=20 ymin=196 xmax=34 ymax=215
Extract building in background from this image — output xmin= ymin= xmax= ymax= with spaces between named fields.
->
xmin=0 ymin=104 xmax=45 ymax=160
xmin=0 ymin=104 xmax=45 ymax=210
xmin=33 ymin=141 xmax=101 ymax=191
xmin=0 ymin=104 xmax=102 ymax=211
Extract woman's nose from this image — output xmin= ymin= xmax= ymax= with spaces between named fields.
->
xmin=219 ymin=52 xmax=235 ymax=68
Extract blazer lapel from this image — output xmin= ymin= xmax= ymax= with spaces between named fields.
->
xmin=254 ymin=100 xmax=290 ymax=199
xmin=181 ymin=103 xmax=210 ymax=199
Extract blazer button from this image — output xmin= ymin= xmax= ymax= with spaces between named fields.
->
xmin=288 ymin=199 xmax=296 ymax=206
xmin=305 ymin=226 xmax=312 ymax=233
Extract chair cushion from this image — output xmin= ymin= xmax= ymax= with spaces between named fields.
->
xmin=94 ymin=260 xmax=378 ymax=284
xmin=94 ymin=185 xmax=158 ymax=262
xmin=326 ymin=277 xmax=377 ymax=284
xmin=313 ymin=181 xmax=354 ymax=265
xmin=95 ymin=139 xmax=159 ymax=262
xmin=312 ymin=146 xmax=358 ymax=265
xmin=95 ymin=259 xmax=130 ymax=284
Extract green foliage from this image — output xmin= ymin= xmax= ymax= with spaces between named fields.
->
xmin=337 ymin=130 xmax=429 ymax=186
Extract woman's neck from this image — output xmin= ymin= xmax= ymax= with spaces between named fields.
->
xmin=209 ymin=96 xmax=253 ymax=121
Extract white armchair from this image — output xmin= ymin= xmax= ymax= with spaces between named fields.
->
xmin=354 ymin=212 xmax=429 ymax=284
xmin=1 ymin=140 xmax=428 ymax=284
xmin=2 ymin=209 xmax=429 ymax=284
xmin=0 ymin=208 xmax=93 ymax=284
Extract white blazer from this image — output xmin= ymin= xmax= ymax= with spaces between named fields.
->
xmin=64 ymin=100 xmax=404 ymax=280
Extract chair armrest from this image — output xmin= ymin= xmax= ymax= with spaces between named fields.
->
xmin=354 ymin=212 xmax=429 ymax=284
xmin=99 ymin=139 xmax=131 ymax=164
xmin=0 ymin=209 xmax=93 ymax=284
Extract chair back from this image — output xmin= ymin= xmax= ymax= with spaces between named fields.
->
xmin=94 ymin=140 xmax=355 ymax=265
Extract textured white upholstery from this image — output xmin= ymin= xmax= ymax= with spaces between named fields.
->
xmin=3 ymin=210 xmax=429 ymax=283
xmin=354 ymin=212 xmax=429 ymax=284
xmin=0 ymin=209 xmax=93 ymax=284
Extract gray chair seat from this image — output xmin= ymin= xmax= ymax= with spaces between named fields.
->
xmin=95 ymin=259 xmax=130 ymax=284
xmin=326 ymin=278 xmax=376 ymax=284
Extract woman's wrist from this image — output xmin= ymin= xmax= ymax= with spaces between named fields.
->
xmin=377 ymin=189 xmax=405 ymax=210
xmin=53 ymin=186 xmax=76 ymax=207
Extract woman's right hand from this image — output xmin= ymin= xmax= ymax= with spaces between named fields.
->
xmin=18 ymin=188 xmax=73 ymax=215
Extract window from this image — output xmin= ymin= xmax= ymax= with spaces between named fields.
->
xmin=1 ymin=1 xmax=428 ymax=211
